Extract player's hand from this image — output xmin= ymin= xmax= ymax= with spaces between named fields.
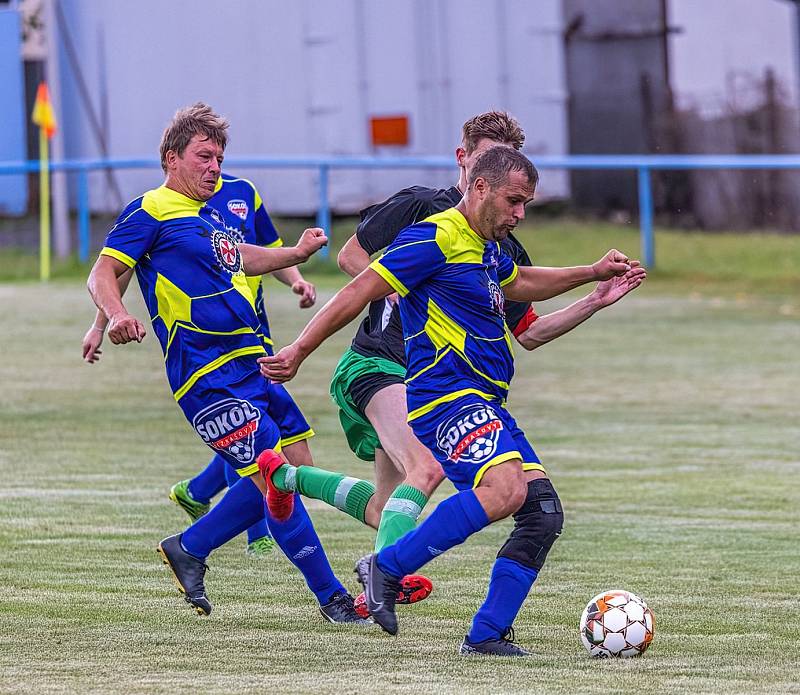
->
xmin=107 ymin=311 xmax=146 ymax=345
xmin=258 ymin=344 xmax=303 ymax=383
xmin=386 ymin=292 xmax=400 ymax=306
xmin=82 ymin=325 xmax=104 ymax=363
xmin=291 ymin=279 xmax=317 ymax=308
xmin=592 ymin=266 xmax=647 ymax=307
xmin=296 ymin=227 xmax=328 ymax=261
xmin=592 ymin=249 xmax=632 ymax=280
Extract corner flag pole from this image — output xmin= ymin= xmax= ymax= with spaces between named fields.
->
xmin=39 ymin=126 xmax=51 ymax=281
xmin=31 ymin=82 xmax=58 ymax=281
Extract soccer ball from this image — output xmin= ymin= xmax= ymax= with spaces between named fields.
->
xmin=579 ymin=589 xmax=654 ymax=658
xmin=227 ymin=441 xmax=251 ymax=461
xmin=468 ymin=436 xmax=494 ymax=461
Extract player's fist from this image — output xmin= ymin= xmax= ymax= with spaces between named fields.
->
xmin=108 ymin=312 xmax=146 ymax=345
xmin=291 ymin=279 xmax=317 ymax=308
xmin=82 ymin=325 xmax=104 ymax=363
xmin=296 ymin=227 xmax=328 ymax=261
xmin=592 ymin=249 xmax=633 ymax=280
xmin=258 ymin=344 xmax=303 ymax=383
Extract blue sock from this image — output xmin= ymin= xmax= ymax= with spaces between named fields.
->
xmin=223 ymin=463 xmax=270 ymax=544
xmin=187 ymin=454 xmax=229 ymax=503
xmin=377 ymin=489 xmax=490 ymax=578
xmin=267 ymin=494 xmax=344 ymax=605
xmin=181 ymin=476 xmax=263 ymax=559
xmin=467 ymin=557 xmax=538 ymax=643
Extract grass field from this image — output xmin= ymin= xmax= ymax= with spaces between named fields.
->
xmin=1 ymin=226 xmax=799 ymax=693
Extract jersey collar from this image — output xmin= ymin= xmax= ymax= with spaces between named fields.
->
xmin=450 ymin=207 xmax=488 ymax=245
xmin=158 ymin=184 xmax=205 ymax=211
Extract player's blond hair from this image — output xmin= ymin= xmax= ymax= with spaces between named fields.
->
xmin=159 ymin=103 xmax=229 ymax=172
xmin=461 ymin=111 xmax=525 ymax=153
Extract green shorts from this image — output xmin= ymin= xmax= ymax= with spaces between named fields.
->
xmin=329 ymin=348 xmax=406 ymax=461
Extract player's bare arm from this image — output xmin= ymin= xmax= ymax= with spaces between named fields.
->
xmin=503 ymin=249 xmax=634 ymax=303
xmin=87 ymin=255 xmax=146 ymax=345
xmin=271 ymin=265 xmax=317 ymax=308
xmin=238 ymin=227 xmax=327 ymax=276
xmin=259 ymin=268 xmax=393 ymax=383
xmin=82 ymin=268 xmax=134 ymax=362
xmin=516 ymin=266 xmax=646 ymax=350
xmin=337 ymin=233 xmax=372 ymax=278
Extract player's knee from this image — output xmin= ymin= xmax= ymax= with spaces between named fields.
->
xmin=486 ymin=481 xmax=526 ymax=520
xmin=406 ymin=460 xmax=445 ymax=495
xmin=497 ymin=478 xmax=564 ymax=571
xmin=480 ymin=462 xmax=528 ymax=517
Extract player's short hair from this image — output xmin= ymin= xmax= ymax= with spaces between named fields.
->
xmin=467 ymin=145 xmax=539 ymax=190
xmin=159 ymin=103 xmax=229 ymax=172
xmin=461 ymin=111 xmax=525 ymax=153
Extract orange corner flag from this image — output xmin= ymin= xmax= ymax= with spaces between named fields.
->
xmin=32 ymin=82 xmax=57 ymax=138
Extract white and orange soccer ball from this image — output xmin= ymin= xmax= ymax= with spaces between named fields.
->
xmin=579 ymin=589 xmax=655 ymax=658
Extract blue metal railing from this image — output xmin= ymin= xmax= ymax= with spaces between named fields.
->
xmin=3 ymin=153 xmax=800 ymax=268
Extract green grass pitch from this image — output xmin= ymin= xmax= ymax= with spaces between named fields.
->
xmin=0 ymin=223 xmax=798 ymax=693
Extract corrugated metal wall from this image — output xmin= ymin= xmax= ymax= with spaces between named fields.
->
xmin=55 ymin=0 xmax=568 ymax=215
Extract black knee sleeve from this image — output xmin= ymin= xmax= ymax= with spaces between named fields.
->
xmin=497 ymin=478 xmax=564 ymax=571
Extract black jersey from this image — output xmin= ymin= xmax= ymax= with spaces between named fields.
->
xmin=350 ymin=185 xmax=533 ymax=366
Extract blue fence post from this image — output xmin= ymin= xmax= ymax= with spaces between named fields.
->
xmin=637 ymin=166 xmax=655 ymax=268
xmin=78 ymin=167 xmax=90 ymax=263
xmin=316 ymin=164 xmax=331 ymax=259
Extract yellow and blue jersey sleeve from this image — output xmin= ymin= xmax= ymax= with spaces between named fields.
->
xmin=497 ymin=248 xmax=519 ymax=287
xmin=369 ymin=222 xmax=445 ymax=297
xmin=100 ymin=196 xmax=160 ymax=267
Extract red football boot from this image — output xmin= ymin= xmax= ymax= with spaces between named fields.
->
xmin=354 ymin=574 xmax=433 ymax=618
xmin=257 ymin=450 xmax=293 ymax=522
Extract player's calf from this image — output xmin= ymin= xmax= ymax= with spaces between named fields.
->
xmin=496 ymin=478 xmax=563 ymax=570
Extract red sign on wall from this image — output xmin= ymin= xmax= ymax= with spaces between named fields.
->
xmin=370 ymin=115 xmax=410 ymax=147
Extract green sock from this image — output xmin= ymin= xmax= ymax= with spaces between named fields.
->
xmin=273 ymin=464 xmax=375 ymax=524
xmin=374 ymin=484 xmax=429 ymax=552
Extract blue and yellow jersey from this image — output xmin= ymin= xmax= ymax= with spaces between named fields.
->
xmin=100 ymin=184 xmax=266 ymax=401
xmin=369 ymin=207 xmax=518 ymax=421
xmin=208 ymin=173 xmax=282 ymax=353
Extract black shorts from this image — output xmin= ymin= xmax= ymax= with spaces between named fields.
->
xmin=348 ymin=371 xmax=406 ymax=416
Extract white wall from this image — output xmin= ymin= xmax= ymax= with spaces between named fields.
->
xmin=57 ymin=0 xmax=568 ymax=215
xmin=668 ymin=0 xmax=798 ymax=116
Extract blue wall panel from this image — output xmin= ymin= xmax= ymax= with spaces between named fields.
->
xmin=0 ymin=9 xmax=27 ymax=216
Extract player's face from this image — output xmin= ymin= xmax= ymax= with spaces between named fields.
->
xmin=167 ymin=134 xmax=224 ymax=201
xmin=477 ymin=170 xmax=535 ymax=241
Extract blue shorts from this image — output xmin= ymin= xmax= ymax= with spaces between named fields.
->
xmin=262 ymin=337 xmax=313 ymax=446
xmin=269 ymin=382 xmax=314 ymax=446
xmin=409 ymin=394 xmax=545 ymax=491
xmin=178 ymin=356 xmax=298 ymax=477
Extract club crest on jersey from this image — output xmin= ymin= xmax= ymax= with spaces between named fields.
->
xmin=487 ymin=276 xmax=505 ymax=318
xmin=435 ymin=403 xmax=503 ymax=464
xmin=211 ymin=229 xmax=242 ymax=274
xmin=192 ymin=398 xmax=261 ymax=464
xmin=227 ymin=199 xmax=249 ymax=220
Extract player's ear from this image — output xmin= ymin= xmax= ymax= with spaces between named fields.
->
xmin=455 ymin=146 xmax=467 ymax=168
xmin=165 ymin=149 xmax=179 ymax=170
